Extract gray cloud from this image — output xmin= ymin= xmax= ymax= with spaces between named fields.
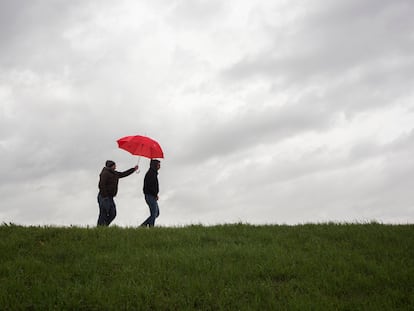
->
xmin=1 ymin=0 xmax=413 ymax=226
xmin=168 ymin=0 xmax=226 ymax=27
xmin=174 ymin=100 xmax=332 ymax=164
xmin=225 ymin=0 xmax=414 ymax=82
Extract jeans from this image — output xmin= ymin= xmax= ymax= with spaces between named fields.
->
xmin=97 ymin=194 xmax=116 ymax=226
xmin=141 ymin=194 xmax=160 ymax=227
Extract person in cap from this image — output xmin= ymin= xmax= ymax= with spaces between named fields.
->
xmin=141 ymin=159 xmax=161 ymax=227
xmin=97 ymin=160 xmax=138 ymax=226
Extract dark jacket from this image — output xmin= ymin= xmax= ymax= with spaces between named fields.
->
xmin=98 ymin=167 xmax=135 ymax=198
xmin=143 ymin=164 xmax=159 ymax=197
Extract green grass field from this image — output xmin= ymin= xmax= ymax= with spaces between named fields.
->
xmin=0 ymin=223 xmax=413 ymax=310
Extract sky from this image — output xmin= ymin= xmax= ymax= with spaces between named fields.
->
xmin=1 ymin=0 xmax=413 ymax=227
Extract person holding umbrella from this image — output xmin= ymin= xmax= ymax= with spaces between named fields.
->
xmin=97 ymin=160 xmax=138 ymax=226
xmin=141 ymin=159 xmax=161 ymax=227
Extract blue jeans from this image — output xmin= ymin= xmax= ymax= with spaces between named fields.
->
xmin=141 ymin=194 xmax=159 ymax=227
xmin=97 ymin=194 xmax=116 ymax=226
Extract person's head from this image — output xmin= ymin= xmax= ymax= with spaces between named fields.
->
xmin=105 ymin=160 xmax=116 ymax=170
xmin=150 ymin=159 xmax=161 ymax=171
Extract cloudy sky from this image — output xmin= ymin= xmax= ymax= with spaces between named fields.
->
xmin=1 ymin=0 xmax=413 ymax=227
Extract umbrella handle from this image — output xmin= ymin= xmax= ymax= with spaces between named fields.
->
xmin=136 ymin=156 xmax=141 ymax=174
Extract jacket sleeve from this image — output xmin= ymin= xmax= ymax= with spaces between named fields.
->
xmin=116 ymin=168 xmax=136 ymax=178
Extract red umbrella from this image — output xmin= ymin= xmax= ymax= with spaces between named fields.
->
xmin=117 ymin=135 xmax=164 ymax=159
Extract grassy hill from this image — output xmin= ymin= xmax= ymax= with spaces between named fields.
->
xmin=0 ymin=223 xmax=413 ymax=310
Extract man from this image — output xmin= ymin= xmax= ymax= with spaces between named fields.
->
xmin=141 ymin=159 xmax=161 ymax=227
xmin=97 ymin=160 xmax=138 ymax=226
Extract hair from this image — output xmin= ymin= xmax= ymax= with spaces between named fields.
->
xmin=105 ymin=160 xmax=116 ymax=168
xmin=150 ymin=159 xmax=160 ymax=168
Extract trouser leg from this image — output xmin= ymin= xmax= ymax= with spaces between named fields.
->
xmin=97 ymin=194 xmax=108 ymax=226
xmin=107 ymin=198 xmax=117 ymax=225
xmin=97 ymin=195 xmax=115 ymax=226
xmin=141 ymin=194 xmax=159 ymax=227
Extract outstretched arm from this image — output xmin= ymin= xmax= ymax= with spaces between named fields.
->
xmin=116 ymin=166 xmax=138 ymax=178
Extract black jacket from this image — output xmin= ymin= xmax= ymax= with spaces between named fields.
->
xmin=98 ymin=167 xmax=135 ymax=198
xmin=143 ymin=166 xmax=159 ymax=197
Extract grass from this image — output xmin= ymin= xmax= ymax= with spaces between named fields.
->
xmin=0 ymin=223 xmax=413 ymax=310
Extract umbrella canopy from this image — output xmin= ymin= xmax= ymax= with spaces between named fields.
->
xmin=117 ymin=135 xmax=164 ymax=159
